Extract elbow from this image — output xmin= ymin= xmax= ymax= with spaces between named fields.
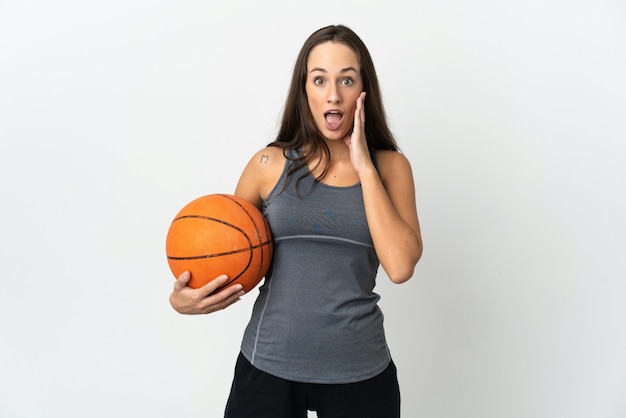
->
xmin=387 ymin=260 xmax=416 ymax=283
xmin=388 ymin=270 xmax=413 ymax=284
xmin=385 ymin=245 xmax=423 ymax=284
xmin=387 ymin=263 xmax=416 ymax=284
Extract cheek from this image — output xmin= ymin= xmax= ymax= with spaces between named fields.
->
xmin=306 ymin=95 xmax=324 ymax=117
xmin=346 ymin=102 xmax=358 ymax=119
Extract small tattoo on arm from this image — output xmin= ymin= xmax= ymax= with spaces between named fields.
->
xmin=260 ymin=154 xmax=269 ymax=164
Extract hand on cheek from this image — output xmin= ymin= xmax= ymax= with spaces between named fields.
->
xmin=344 ymin=92 xmax=370 ymax=173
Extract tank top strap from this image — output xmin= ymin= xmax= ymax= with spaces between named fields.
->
xmin=285 ymin=148 xmax=299 ymax=159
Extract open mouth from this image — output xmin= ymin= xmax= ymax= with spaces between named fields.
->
xmin=324 ymin=110 xmax=344 ymax=131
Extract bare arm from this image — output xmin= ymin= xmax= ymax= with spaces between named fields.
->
xmin=360 ymin=151 xmax=422 ymax=283
xmin=344 ymin=93 xmax=423 ymax=283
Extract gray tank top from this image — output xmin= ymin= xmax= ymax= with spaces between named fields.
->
xmin=240 ymin=148 xmax=390 ymax=384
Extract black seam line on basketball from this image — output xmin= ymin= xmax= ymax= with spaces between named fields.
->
xmin=166 ymin=240 xmax=272 ymax=261
xmin=173 ymin=213 xmax=256 ymax=257
xmin=172 ymin=215 xmax=247 ymax=234
xmin=219 ymin=194 xmax=269 ymax=283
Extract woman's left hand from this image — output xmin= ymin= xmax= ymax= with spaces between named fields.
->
xmin=343 ymin=92 xmax=373 ymax=174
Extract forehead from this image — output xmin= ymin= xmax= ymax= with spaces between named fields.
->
xmin=307 ymin=41 xmax=360 ymax=71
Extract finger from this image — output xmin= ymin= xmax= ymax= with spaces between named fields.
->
xmin=201 ymin=284 xmax=246 ymax=313
xmin=360 ymin=92 xmax=366 ymax=123
xmin=198 ymin=274 xmax=235 ymax=297
xmin=353 ymin=92 xmax=366 ymax=131
xmin=356 ymin=92 xmax=365 ymax=126
xmin=203 ymin=294 xmax=242 ymax=314
xmin=173 ymin=271 xmax=191 ymax=291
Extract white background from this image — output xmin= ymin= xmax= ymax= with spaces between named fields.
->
xmin=1 ymin=1 xmax=625 ymax=417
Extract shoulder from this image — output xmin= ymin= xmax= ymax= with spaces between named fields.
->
xmin=235 ymin=145 xmax=287 ymax=207
xmin=374 ymin=150 xmax=413 ymax=181
xmin=245 ymin=146 xmax=287 ymax=175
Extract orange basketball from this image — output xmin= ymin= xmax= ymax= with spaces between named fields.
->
xmin=165 ymin=194 xmax=273 ymax=292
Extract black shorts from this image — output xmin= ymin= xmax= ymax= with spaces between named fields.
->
xmin=224 ymin=352 xmax=401 ymax=418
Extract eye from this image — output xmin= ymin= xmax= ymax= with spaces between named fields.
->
xmin=341 ymin=77 xmax=355 ymax=86
xmin=313 ymin=76 xmax=324 ymax=85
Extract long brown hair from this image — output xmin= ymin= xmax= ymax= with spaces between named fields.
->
xmin=269 ymin=24 xmax=398 ymax=188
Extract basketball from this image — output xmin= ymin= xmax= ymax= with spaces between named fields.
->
xmin=165 ymin=194 xmax=273 ymax=293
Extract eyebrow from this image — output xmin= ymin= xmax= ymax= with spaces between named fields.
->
xmin=309 ymin=66 xmax=359 ymax=74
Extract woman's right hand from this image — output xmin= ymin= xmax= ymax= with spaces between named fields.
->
xmin=169 ymin=271 xmax=245 ymax=315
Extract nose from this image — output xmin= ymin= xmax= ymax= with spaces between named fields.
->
xmin=326 ymin=83 xmax=342 ymax=104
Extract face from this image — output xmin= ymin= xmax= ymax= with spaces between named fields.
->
xmin=305 ymin=41 xmax=363 ymax=141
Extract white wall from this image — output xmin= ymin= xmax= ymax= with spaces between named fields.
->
xmin=1 ymin=1 xmax=625 ymax=417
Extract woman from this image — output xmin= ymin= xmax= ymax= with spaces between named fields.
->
xmin=170 ymin=24 xmax=423 ymax=417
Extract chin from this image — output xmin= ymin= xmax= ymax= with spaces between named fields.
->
xmin=319 ymin=127 xmax=348 ymax=141
xmin=321 ymin=133 xmax=346 ymax=142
